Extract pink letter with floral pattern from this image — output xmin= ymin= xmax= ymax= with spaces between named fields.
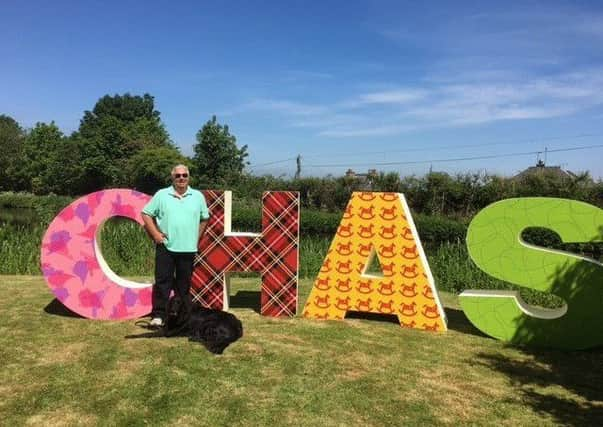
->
xmin=40 ymin=189 xmax=153 ymax=320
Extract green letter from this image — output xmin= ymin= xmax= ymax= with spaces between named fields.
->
xmin=460 ymin=198 xmax=603 ymax=350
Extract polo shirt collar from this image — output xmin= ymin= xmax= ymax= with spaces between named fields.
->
xmin=169 ymin=185 xmax=192 ymax=197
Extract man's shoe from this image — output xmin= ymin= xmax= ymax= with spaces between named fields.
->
xmin=149 ymin=317 xmax=164 ymax=327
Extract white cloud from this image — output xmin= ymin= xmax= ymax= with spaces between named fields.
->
xmin=351 ymin=89 xmax=427 ymax=105
xmin=243 ymin=99 xmax=329 ymax=116
xmin=235 ymin=68 xmax=603 ymax=138
xmin=229 ymin=5 xmax=603 ymax=139
xmin=318 ymin=124 xmax=416 ymax=138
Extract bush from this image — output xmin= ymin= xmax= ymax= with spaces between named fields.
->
xmin=227 ymin=202 xmax=467 ymax=245
xmin=0 ymin=192 xmax=72 ymax=224
xmin=34 ymin=194 xmax=73 ymax=224
xmin=413 ymin=214 xmax=467 ymax=247
xmin=522 ymin=227 xmax=602 ymax=260
xmin=227 ymin=172 xmax=603 ymax=219
xmin=0 ymin=192 xmax=39 ymax=209
xmin=300 ymin=210 xmax=342 ymax=236
xmin=126 ymin=146 xmax=189 ymax=194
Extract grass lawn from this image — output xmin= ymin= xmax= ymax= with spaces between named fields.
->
xmin=1 ymin=275 xmax=602 ymax=426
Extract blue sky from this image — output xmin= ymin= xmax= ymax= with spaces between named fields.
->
xmin=2 ymin=0 xmax=603 ymax=178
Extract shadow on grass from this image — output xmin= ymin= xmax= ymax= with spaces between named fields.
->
xmin=343 ymin=308 xmax=494 ymax=332
xmin=229 ymin=290 xmax=261 ymax=313
xmin=444 ymin=307 xmax=489 ymax=338
xmin=44 ymin=298 xmax=84 ymax=319
xmin=344 ymin=311 xmax=400 ymax=325
xmin=476 ymin=347 xmax=603 ymax=426
xmin=125 ymin=329 xmax=165 ymax=339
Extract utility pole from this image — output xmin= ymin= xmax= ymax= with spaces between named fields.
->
xmin=295 ymin=154 xmax=301 ymax=179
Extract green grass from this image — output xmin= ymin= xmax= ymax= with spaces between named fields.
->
xmin=1 ymin=276 xmax=602 ymax=426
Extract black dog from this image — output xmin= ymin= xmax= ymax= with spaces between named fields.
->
xmin=163 ymin=296 xmax=243 ymax=355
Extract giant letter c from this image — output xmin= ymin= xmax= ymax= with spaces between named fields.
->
xmin=41 ymin=189 xmax=153 ymax=320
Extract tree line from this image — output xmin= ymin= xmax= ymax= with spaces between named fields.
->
xmin=0 ymin=93 xmax=248 ymax=195
xmin=232 ymin=170 xmax=602 ymax=218
xmin=1 ymin=92 xmax=601 ymax=219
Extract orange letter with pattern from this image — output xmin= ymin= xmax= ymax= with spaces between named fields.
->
xmin=303 ymin=192 xmax=447 ymax=332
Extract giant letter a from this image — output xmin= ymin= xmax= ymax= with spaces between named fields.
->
xmin=303 ymin=192 xmax=447 ymax=332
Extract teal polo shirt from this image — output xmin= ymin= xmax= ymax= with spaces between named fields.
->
xmin=142 ymin=186 xmax=210 ymax=253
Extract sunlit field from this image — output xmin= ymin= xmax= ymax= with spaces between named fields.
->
xmin=1 ymin=276 xmax=601 ymax=426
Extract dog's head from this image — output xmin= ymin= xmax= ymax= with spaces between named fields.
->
xmin=164 ymin=296 xmax=190 ymax=336
xmin=188 ymin=308 xmax=243 ymax=355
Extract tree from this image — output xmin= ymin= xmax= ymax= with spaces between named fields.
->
xmin=22 ymin=122 xmax=65 ymax=194
xmin=126 ymin=146 xmax=189 ymax=194
xmin=192 ymin=116 xmax=248 ymax=186
xmin=19 ymin=123 xmax=91 ymax=195
xmin=77 ymin=93 xmax=173 ymax=187
xmin=0 ymin=115 xmax=26 ymax=191
xmin=373 ymin=172 xmax=401 ymax=192
xmin=37 ymin=136 xmax=88 ymax=195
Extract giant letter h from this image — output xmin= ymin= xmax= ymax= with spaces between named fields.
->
xmin=191 ymin=191 xmax=300 ymax=317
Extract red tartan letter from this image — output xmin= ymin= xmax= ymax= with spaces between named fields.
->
xmin=191 ymin=191 xmax=300 ymax=317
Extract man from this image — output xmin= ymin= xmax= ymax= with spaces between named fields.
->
xmin=142 ymin=164 xmax=210 ymax=327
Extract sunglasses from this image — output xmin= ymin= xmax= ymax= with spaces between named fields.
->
xmin=174 ymin=173 xmax=189 ymax=179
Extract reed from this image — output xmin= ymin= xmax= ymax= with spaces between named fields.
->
xmin=0 ymin=223 xmax=577 ymax=308
xmin=0 ymin=224 xmax=43 ymax=275
xmin=98 ymin=218 xmax=155 ymax=276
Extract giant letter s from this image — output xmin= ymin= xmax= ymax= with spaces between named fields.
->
xmin=460 ymin=198 xmax=603 ymax=350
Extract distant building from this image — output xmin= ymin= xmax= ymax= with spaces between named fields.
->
xmin=512 ymin=160 xmax=577 ymax=181
xmin=344 ymin=169 xmax=378 ymax=190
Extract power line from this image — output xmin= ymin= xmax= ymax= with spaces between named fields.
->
xmin=304 ymin=143 xmax=603 ymax=168
xmin=249 ymin=157 xmax=298 ymax=168
xmin=246 ymin=132 xmax=603 ymax=169
xmin=300 ymin=132 xmax=603 ymax=161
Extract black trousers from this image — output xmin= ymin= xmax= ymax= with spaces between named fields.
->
xmin=152 ymin=244 xmax=196 ymax=320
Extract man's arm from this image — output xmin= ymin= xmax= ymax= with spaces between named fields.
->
xmin=142 ymin=213 xmax=167 ymax=244
xmin=198 ymin=220 xmax=208 ymax=246
xmin=198 ymin=192 xmax=210 ymax=250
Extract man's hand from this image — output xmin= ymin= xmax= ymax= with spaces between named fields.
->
xmin=142 ymin=213 xmax=167 ymax=245
xmin=152 ymin=232 xmax=167 ymax=245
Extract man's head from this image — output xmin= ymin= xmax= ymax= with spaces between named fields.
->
xmin=171 ymin=164 xmax=190 ymax=193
